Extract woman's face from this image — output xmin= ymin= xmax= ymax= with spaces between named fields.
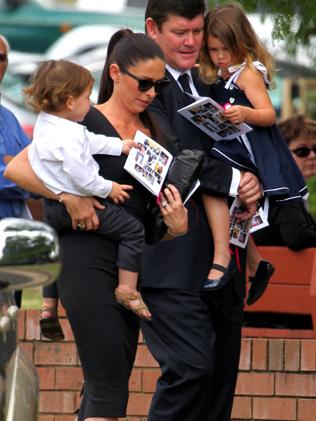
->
xmin=114 ymin=57 xmax=166 ymax=113
xmin=289 ymin=137 xmax=316 ymax=180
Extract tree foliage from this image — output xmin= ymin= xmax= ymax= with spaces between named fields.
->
xmin=207 ymin=0 xmax=316 ymax=59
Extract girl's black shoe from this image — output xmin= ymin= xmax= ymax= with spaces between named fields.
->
xmin=247 ymin=260 xmax=275 ymax=306
xmin=203 ymin=260 xmax=235 ymax=291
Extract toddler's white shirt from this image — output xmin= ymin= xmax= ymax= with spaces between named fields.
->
xmin=28 ymin=111 xmax=122 ymax=198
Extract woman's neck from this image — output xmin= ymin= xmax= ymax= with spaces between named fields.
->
xmin=96 ymin=97 xmax=150 ymax=139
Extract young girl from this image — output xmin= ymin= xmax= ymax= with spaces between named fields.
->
xmin=199 ymin=2 xmax=306 ymax=297
xmin=25 ymin=59 xmax=153 ymax=327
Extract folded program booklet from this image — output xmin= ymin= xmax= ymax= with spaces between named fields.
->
xmin=124 ymin=130 xmax=199 ymax=202
xmin=178 ymin=96 xmax=252 ymax=141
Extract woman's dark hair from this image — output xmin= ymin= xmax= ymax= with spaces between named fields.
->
xmin=145 ymin=0 xmax=205 ymax=30
xmin=98 ymin=29 xmax=165 ymax=104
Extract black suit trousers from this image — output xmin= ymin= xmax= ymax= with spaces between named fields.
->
xmin=141 ymin=267 xmax=244 ymax=421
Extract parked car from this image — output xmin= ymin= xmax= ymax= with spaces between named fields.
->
xmin=0 ymin=0 xmax=144 ymax=53
xmin=0 ymin=217 xmax=60 ymax=421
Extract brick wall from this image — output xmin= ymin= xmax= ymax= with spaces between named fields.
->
xmin=18 ymin=309 xmax=316 ymax=421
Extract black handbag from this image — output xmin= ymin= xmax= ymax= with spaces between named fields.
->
xmin=145 ymin=149 xmax=205 ymax=245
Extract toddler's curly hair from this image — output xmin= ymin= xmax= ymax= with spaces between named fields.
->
xmin=24 ymin=59 xmax=94 ymax=113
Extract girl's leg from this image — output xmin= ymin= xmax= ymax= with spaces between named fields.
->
xmin=115 ymin=269 xmax=151 ymax=320
xmin=246 ymin=236 xmax=262 ymax=277
xmin=202 ymin=194 xmax=231 ymax=281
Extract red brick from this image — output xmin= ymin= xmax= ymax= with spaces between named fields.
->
xmin=239 ymin=338 xmax=251 ymax=370
xmin=284 ymin=340 xmax=300 ymax=372
xmin=17 ymin=309 xmax=25 ymax=340
xmin=18 ymin=341 xmax=34 ymax=362
xmin=231 ymin=396 xmax=252 ymax=419
xmin=236 ymin=372 xmax=274 ymax=396
xmin=37 ymin=367 xmax=55 ymax=390
xmin=127 ymin=392 xmax=152 ymax=417
xmin=253 ymin=397 xmax=296 ymax=420
xmin=134 ymin=344 xmax=158 ymax=368
xmin=138 ymin=330 xmax=144 ymax=344
xmin=39 ymin=415 xmax=54 ymax=421
xmin=34 ymin=342 xmax=77 ymax=365
xmin=301 ymin=340 xmax=316 ymax=371
xmin=276 ymin=373 xmax=316 ymax=397
xmin=25 ymin=309 xmax=41 ymax=340
xmin=268 ymin=339 xmax=284 ymax=371
xmin=58 ymin=301 xmax=66 ymax=317
xmin=129 ymin=368 xmax=142 ymax=392
xmin=298 ymin=398 xmax=316 ymax=420
xmin=59 ymin=318 xmax=74 ymax=341
xmin=252 ymin=338 xmax=268 ymax=371
xmin=54 ymin=416 xmax=75 ymax=421
xmin=39 ymin=391 xmax=76 ymax=414
xmin=142 ymin=368 xmax=160 ymax=393
xmin=275 ymin=373 xmax=316 ymax=397
xmin=55 ymin=367 xmax=83 ymax=390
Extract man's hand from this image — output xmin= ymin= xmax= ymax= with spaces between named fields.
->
xmin=238 ymin=172 xmax=262 ymax=205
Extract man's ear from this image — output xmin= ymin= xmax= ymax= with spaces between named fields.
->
xmin=109 ymin=63 xmax=120 ymax=83
xmin=146 ymin=18 xmax=159 ymax=39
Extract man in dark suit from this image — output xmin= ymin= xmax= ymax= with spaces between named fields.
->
xmin=141 ymin=1 xmax=262 ymax=420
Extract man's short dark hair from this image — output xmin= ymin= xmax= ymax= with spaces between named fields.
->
xmin=145 ymin=0 xmax=206 ymax=29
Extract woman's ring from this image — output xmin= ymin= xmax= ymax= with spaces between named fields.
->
xmin=77 ymin=222 xmax=86 ymax=230
xmin=161 ymin=200 xmax=168 ymax=208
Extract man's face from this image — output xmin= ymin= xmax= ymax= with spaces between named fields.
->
xmin=0 ymin=38 xmax=8 ymax=82
xmin=146 ymin=14 xmax=204 ymax=72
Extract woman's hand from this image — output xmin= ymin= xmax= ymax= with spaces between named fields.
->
xmin=159 ymin=184 xmax=188 ymax=236
xmin=60 ymin=194 xmax=105 ymax=231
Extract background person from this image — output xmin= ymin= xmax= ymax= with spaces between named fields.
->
xmin=5 ymin=29 xmax=188 ymax=421
xmin=142 ymin=1 xmax=262 ymax=420
xmin=0 ymin=34 xmax=31 ymax=307
xmin=254 ymin=114 xmax=316 ymax=248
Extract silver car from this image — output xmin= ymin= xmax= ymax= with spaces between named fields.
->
xmin=0 ymin=218 xmax=60 ymax=421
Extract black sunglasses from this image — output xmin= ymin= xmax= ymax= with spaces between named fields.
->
xmin=123 ymin=70 xmax=170 ymax=93
xmin=291 ymin=146 xmax=316 ymax=158
xmin=0 ymin=53 xmax=8 ymax=62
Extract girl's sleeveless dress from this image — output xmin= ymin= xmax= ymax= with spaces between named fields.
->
xmin=210 ymin=61 xmax=307 ymax=202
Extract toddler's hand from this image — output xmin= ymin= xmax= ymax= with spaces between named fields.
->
xmin=109 ymin=182 xmax=133 ymax=204
xmin=235 ymin=201 xmax=257 ymax=221
xmin=222 ymin=105 xmax=249 ymax=124
xmin=121 ymin=139 xmax=140 ymax=155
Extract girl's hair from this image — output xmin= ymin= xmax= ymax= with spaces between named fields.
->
xmin=278 ymin=115 xmax=316 ymax=145
xmin=24 ymin=59 xmax=94 ymax=113
xmin=199 ymin=1 xmax=274 ymax=84
xmin=98 ymin=28 xmax=165 ymax=104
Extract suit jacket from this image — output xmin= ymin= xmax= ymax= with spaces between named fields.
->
xmin=142 ymin=69 xmax=245 ymax=295
xmin=254 ymin=200 xmax=316 ymax=250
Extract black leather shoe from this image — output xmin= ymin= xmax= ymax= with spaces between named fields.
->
xmin=246 ymin=260 xmax=275 ymax=306
xmin=203 ymin=260 xmax=235 ymax=291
